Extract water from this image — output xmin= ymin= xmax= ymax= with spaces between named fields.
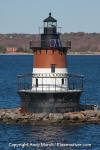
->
xmin=0 ymin=55 xmax=100 ymax=150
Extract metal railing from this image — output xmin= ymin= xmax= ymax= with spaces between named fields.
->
xmin=17 ymin=73 xmax=83 ymax=93
xmin=30 ymin=39 xmax=71 ymax=50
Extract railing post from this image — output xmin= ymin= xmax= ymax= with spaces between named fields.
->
xmin=55 ymin=77 xmax=56 ymax=92
xmin=61 ymin=77 xmax=62 ymax=92
xmin=17 ymin=77 xmax=20 ymax=90
xmin=76 ymin=80 xmax=78 ymax=90
xmin=72 ymin=82 xmax=74 ymax=90
xmin=68 ymin=77 xmax=69 ymax=90
xmin=42 ymin=77 xmax=43 ymax=92
xmin=49 ymin=83 xmax=50 ymax=93
xmin=17 ymin=78 xmax=19 ymax=90
xmin=82 ymin=78 xmax=83 ymax=90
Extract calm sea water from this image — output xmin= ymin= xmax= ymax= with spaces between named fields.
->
xmin=0 ymin=55 xmax=100 ymax=150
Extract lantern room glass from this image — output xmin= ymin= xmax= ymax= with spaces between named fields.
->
xmin=44 ymin=22 xmax=57 ymax=28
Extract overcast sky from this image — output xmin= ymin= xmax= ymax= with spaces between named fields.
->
xmin=0 ymin=0 xmax=100 ymax=34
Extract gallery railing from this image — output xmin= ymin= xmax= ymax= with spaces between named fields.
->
xmin=17 ymin=73 xmax=83 ymax=93
xmin=30 ymin=39 xmax=71 ymax=51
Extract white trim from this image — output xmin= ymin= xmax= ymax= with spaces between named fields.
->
xmin=33 ymin=68 xmax=68 ymax=74
xmin=19 ymin=89 xmax=82 ymax=93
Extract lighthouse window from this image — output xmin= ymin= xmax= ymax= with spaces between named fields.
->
xmin=58 ymin=40 xmax=62 ymax=47
xmin=62 ymin=78 xmax=64 ymax=85
xmin=48 ymin=22 xmax=53 ymax=27
xmin=51 ymin=64 xmax=55 ymax=73
xmin=50 ymin=39 xmax=55 ymax=47
xmin=36 ymin=79 xmax=38 ymax=87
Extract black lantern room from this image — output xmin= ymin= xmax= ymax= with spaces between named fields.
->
xmin=41 ymin=13 xmax=61 ymax=49
xmin=30 ymin=13 xmax=71 ymax=52
xmin=43 ymin=12 xmax=57 ymax=34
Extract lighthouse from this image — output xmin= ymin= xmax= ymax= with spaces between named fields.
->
xmin=17 ymin=13 xmax=83 ymax=113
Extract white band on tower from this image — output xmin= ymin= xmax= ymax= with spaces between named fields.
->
xmin=33 ymin=68 xmax=68 ymax=74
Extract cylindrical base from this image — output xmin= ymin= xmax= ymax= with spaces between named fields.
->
xmin=18 ymin=91 xmax=82 ymax=113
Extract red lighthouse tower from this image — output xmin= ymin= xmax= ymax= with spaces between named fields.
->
xmin=17 ymin=13 xmax=83 ymax=113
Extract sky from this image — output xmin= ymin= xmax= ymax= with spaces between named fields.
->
xmin=0 ymin=0 xmax=100 ymax=34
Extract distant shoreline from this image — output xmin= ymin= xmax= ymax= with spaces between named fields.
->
xmin=68 ymin=52 xmax=100 ymax=55
xmin=1 ymin=52 xmax=100 ymax=55
xmin=0 ymin=52 xmax=33 ymax=55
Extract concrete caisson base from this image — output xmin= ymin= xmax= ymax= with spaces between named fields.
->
xmin=18 ymin=91 xmax=82 ymax=113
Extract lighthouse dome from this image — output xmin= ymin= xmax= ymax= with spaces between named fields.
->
xmin=43 ymin=13 xmax=57 ymax=29
xmin=43 ymin=13 xmax=57 ymax=22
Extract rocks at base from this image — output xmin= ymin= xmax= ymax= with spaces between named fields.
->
xmin=49 ymin=113 xmax=64 ymax=122
xmin=63 ymin=112 xmax=85 ymax=121
xmin=0 ymin=108 xmax=100 ymax=125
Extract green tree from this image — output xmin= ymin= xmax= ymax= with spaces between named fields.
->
xmin=0 ymin=46 xmax=6 ymax=53
xmin=17 ymin=47 xmax=24 ymax=52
